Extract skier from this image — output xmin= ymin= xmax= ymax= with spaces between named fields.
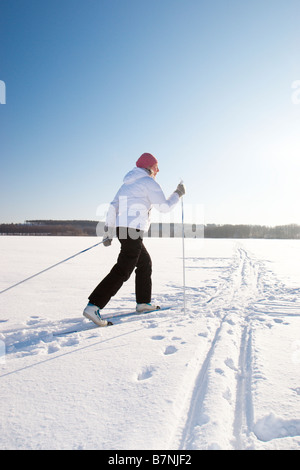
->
xmin=83 ymin=153 xmax=185 ymax=326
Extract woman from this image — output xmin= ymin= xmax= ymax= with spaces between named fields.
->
xmin=83 ymin=153 xmax=185 ymax=326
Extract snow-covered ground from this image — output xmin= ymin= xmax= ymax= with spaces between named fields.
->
xmin=0 ymin=236 xmax=299 ymax=450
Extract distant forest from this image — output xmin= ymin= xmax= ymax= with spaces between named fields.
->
xmin=1 ymin=220 xmax=300 ymax=239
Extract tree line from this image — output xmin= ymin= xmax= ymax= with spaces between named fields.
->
xmin=204 ymin=223 xmax=300 ymax=239
xmin=0 ymin=220 xmax=300 ymax=239
xmin=0 ymin=220 xmax=97 ymax=236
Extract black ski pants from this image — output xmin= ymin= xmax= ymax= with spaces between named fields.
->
xmin=88 ymin=227 xmax=152 ymax=309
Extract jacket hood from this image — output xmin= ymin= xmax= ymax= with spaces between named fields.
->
xmin=123 ymin=167 xmax=149 ymax=185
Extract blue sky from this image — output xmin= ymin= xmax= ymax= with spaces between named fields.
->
xmin=1 ymin=0 xmax=300 ymax=226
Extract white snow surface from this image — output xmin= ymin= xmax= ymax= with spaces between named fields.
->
xmin=0 ymin=236 xmax=299 ymax=450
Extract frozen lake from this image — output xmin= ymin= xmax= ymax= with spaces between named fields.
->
xmin=0 ymin=236 xmax=299 ymax=449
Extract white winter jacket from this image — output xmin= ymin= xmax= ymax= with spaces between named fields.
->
xmin=106 ymin=167 xmax=180 ymax=231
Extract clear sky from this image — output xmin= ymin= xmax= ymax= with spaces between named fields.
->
xmin=1 ymin=0 xmax=300 ymax=226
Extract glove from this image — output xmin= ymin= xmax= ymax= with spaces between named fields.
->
xmin=175 ymin=182 xmax=186 ymax=197
xmin=103 ymin=225 xmax=114 ymax=247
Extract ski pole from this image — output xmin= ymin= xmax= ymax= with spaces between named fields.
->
xmin=0 ymin=239 xmax=105 ymax=295
xmin=180 ymin=180 xmax=186 ymax=315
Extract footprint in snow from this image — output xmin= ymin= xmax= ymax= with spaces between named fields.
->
xmin=164 ymin=345 xmax=177 ymax=355
xmin=146 ymin=321 xmax=158 ymax=329
xmin=137 ymin=366 xmax=155 ymax=381
xmin=27 ymin=317 xmax=40 ymax=325
xmin=224 ymin=358 xmax=238 ymax=371
xmin=151 ymin=335 xmax=165 ymax=341
xmin=198 ymin=332 xmax=208 ymax=338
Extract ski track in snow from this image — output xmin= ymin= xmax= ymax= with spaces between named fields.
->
xmin=169 ymin=246 xmax=300 ymax=450
xmin=1 ymin=239 xmax=300 ymax=450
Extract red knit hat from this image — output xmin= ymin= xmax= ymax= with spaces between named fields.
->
xmin=136 ymin=153 xmax=158 ymax=169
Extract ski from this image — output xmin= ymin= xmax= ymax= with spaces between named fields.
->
xmin=53 ymin=321 xmax=100 ymax=336
xmin=102 ymin=305 xmax=174 ymax=322
xmin=53 ymin=306 xmax=174 ymax=336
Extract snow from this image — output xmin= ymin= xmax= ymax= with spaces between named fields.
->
xmin=0 ymin=236 xmax=299 ymax=450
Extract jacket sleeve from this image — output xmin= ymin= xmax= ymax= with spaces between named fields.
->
xmin=147 ymin=179 xmax=180 ymax=213
xmin=105 ymin=192 xmax=119 ymax=228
